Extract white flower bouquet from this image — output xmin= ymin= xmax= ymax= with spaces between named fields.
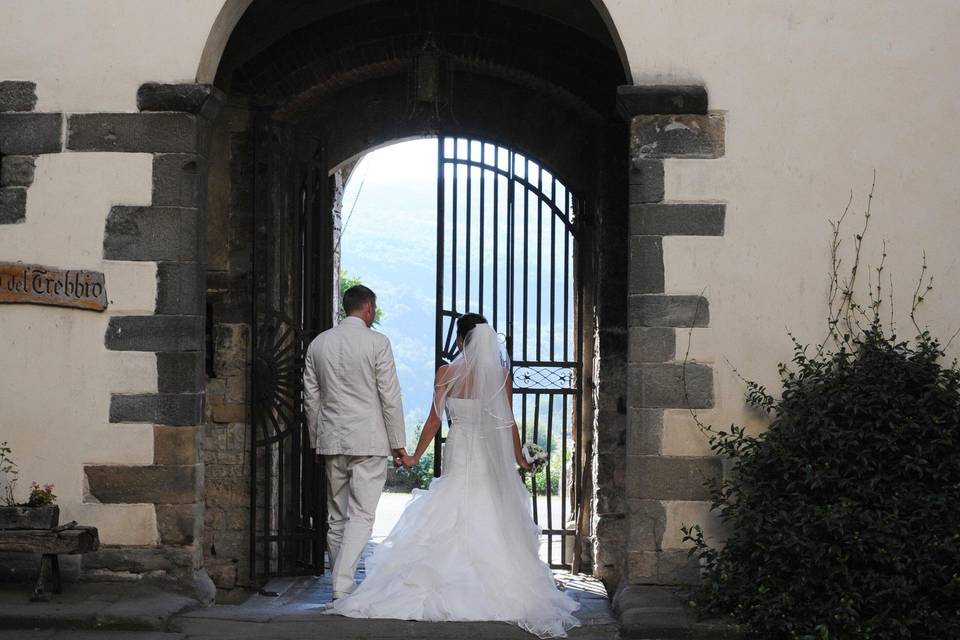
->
xmin=520 ymin=442 xmax=548 ymax=474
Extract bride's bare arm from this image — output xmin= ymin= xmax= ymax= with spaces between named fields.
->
xmin=505 ymin=371 xmax=532 ymax=470
xmin=408 ymin=366 xmax=447 ymax=466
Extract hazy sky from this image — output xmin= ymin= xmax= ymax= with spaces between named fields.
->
xmin=341 ymin=138 xmax=439 ymax=440
xmin=340 ymin=137 xmax=578 ymax=447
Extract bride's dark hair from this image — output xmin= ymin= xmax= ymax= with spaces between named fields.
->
xmin=456 ymin=313 xmax=488 ymax=340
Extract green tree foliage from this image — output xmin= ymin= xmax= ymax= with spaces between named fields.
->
xmin=338 ymin=270 xmax=384 ymax=325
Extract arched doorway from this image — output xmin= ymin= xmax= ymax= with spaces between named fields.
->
xmin=202 ymin=0 xmax=631 ymax=590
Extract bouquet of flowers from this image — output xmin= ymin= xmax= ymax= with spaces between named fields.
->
xmin=520 ymin=442 xmax=548 ymax=474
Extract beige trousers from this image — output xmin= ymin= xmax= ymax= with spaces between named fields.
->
xmin=324 ymin=454 xmax=387 ymax=596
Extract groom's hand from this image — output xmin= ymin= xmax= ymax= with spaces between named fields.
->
xmin=391 ymin=448 xmax=407 ymax=468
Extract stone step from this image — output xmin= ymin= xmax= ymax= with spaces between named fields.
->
xmin=614 ymin=585 xmax=743 ymax=639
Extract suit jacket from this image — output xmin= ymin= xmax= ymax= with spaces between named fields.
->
xmin=303 ymin=315 xmax=406 ymax=456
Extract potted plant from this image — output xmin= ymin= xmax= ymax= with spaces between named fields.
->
xmin=0 ymin=442 xmax=59 ymax=530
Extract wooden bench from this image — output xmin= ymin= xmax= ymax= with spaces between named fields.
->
xmin=0 ymin=523 xmax=99 ymax=601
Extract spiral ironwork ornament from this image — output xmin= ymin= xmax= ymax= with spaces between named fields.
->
xmin=251 ymin=309 xmax=305 ymax=446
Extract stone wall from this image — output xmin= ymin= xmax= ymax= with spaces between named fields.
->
xmin=202 ymin=104 xmax=255 ymax=594
xmin=203 ymin=325 xmax=251 ymax=592
xmin=619 ymin=87 xmax=726 ymax=586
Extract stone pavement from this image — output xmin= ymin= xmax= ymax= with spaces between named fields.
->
xmin=0 ymin=571 xmax=617 ymax=640
xmin=0 ymin=529 xmax=738 ymax=639
xmin=0 ymin=535 xmax=618 ymax=640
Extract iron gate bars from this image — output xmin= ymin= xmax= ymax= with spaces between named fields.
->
xmin=249 ymin=122 xmax=327 ymax=584
xmin=435 ymin=137 xmax=583 ymax=570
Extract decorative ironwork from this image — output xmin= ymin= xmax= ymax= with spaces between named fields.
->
xmin=435 ymin=136 xmax=584 ymax=570
xmin=252 ymin=310 xmax=305 ymax=446
xmin=511 ymin=364 xmax=576 ymax=392
xmin=249 ymin=122 xmax=327 ymax=584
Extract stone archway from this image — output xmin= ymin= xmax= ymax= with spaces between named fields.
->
xmin=71 ymin=0 xmax=726 ymax=601
xmin=199 ymin=0 xmax=632 ymax=594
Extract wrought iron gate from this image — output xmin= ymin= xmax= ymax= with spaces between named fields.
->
xmin=435 ymin=137 xmax=583 ymax=569
xmin=249 ymin=120 xmax=331 ymax=584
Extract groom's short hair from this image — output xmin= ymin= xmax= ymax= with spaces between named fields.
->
xmin=343 ymin=284 xmax=376 ymax=314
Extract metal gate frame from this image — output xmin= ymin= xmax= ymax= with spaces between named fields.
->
xmin=434 ymin=136 xmax=584 ymax=570
xmin=249 ymin=119 xmax=331 ymax=585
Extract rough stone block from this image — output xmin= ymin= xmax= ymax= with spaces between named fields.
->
xmin=617 ymin=84 xmax=708 ymax=118
xmin=631 ymin=114 xmax=725 ymax=161
xmin=613 ymin=583 xmax=688 ymax=614
xmin=629 ymin=236 xmax=664 ymax=294
xmin=206 ymin=479 xmax=248 ymax=508
xmin=156 ymin=261 xmax=204 ymax=315
xmin=67 ymin=113 xmax=202 ymax=153
xmin=595 ymin=515 xmax=626 ymax=550
xmin=211 ymin=402 xmax=246 ymax=424
xmin=83 ymin=545 xmax=199 ymax=575
xmin=627 ymin=549 xmax=702 ymax=586
xmin=629 ymin=295 xmax=709 ymax=328
xmin=224 ymin=375 xmax=245 ymax=403
xmin=104 ymin=206 xmax=201 ymax=262
xmin=105 ymin=315 xmax=203 ymax=352
xmin=630 ymin=203 xmax=726 ymax=236
xmin=157 ymin=503 xmax=203 ymax=545
xmin=614 ymin=584 xmax=744 ymax=639
xmin=154 ymin=425 xmax=201 ymax=465
xmin=153 ymin=153 xmax=204 ymax=207
xmin=629 ymin=362 xmax=713 ymax=409
xmin=629 ymin=160 xmax=665 ymax=204
xmin=157 ymin=351 xmax=205 ymax=394
xmin=137 ymin=83 xmax=222 ymax=116
xmin=625 ymin=455 xmax=722 ymax=501
xmin=1 ymin=155 xmax=36 ymax=186
xmin=110 ymin=393 xmax=203 ymax=426
xmin=629 ymin=326 xmax=675 ymax=363
xmin=212 ymin=323 xmax=248 ymax=378
xmin=0 ymin=113 xmax=62 ymax=154
xmin=0 ymin=186 xmax=26 ymax=223
xmin=627 ymin=499 xmax=667 ymax=552
xmin=0 ymin=81 xmax=38 ymax=111
xmin=596 ymin=452 xmax=626 ymax=515
xmin=206 ymin=559 xmax=239 ymax=589
xmin=85 ymin=464 xmax=203 ymax=504
xmin=596 ymin=408 xmax=626 ymax=453
xmin=627 ymin=407 xmax=664 ymax=455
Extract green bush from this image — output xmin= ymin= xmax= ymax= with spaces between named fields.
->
xmin=682 ymin=196 xmax=960 ymax=639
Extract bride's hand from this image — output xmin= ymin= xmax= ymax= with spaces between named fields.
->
xmin=517 ymin=456 xmax=532 ymax=472
xmin=401 ymin=454 xmax=418 ymax=469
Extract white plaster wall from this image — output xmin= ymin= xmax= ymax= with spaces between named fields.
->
xmin=0 ymin=154 xmax=158 ymax=545
xmin=0 ymin=0 xmax=225 ymax=112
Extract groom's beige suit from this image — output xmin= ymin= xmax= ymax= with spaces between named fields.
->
xmin=303 ymin=315 xmax=406 ymax=597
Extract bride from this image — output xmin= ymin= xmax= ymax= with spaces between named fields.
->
xmin=324 ymin=313 xmax=581 ymax=638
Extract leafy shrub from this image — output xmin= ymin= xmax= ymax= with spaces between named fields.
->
xmin=683 ymin=191 xmax=960 ymax=639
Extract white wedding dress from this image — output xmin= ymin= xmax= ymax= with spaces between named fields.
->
xmin=324 ymin=394 xmax=581 ymax=638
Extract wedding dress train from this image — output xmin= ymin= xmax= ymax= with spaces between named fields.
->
xmin=324 ymin=398 xmax=581 ymax=638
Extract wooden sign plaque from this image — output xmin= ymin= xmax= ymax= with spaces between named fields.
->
xmin=0 ymin=262 xmax=107 ymax=312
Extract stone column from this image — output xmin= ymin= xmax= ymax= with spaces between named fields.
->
xmin=617 ymin=86 xmax=727 ymax=586
xmin=72 ymin=83 xmax=224 ymax=601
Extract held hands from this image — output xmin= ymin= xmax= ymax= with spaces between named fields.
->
xmin=391 ymin=448 xmax=418 ymax=469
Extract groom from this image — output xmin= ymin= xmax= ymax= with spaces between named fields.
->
xmin=303 ymin=284 xmax=408 ymax=600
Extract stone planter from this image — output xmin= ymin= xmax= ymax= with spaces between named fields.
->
xmin=0 ymin=505 xmax=59 ymax=530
